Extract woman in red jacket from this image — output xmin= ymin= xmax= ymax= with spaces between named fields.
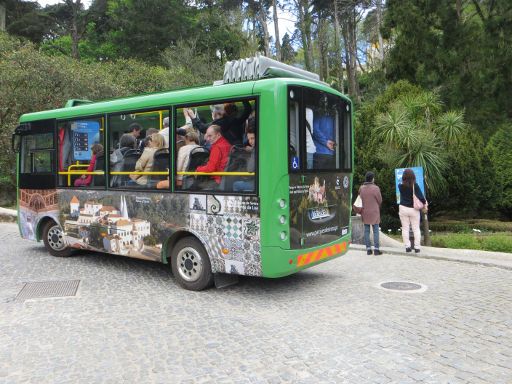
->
xmin=74 ymin=144 xmax=103 ymax=187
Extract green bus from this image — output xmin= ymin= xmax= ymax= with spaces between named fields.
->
xmin=12 ymin=56 xmax=353 ymax=290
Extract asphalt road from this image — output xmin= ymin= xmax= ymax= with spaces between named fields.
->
xmin=0 ymin=223 xmax=511 ymax=384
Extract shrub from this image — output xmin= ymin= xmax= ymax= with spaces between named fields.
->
xmin=481 ymin=235 xmax=512 ymax=253
xmin=431 ymin=233 xmax=512 ymax=254
xmin=430 ymin=219 xmax=512 ymax=233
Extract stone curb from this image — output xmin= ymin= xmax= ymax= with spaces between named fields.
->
xmin=350 ymin=243 xmax=512 ymax=271
xmin=0 ymin=207 xmax=17 ymax=223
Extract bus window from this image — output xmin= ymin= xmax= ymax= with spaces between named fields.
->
xmin=108 ymin=109 xmax=170 ymax=189
xmin=57 ymin=118 xmax=104 ymax=188
xmin=288 ymin=89 xmax=301 ymax=171
xmin=176 ymin=98 xmax=256 ymax=193
xmin=20 ymin=133 xmax=53 ymax=174
xmin=288 ymin=87 xmax=351 ymax=172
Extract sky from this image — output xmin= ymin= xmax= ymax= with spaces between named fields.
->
xmin=35 ymin=0 xmax=296 ymax=43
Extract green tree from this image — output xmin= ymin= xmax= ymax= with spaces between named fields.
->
xmin=4 ymin=0 xmax=54 ymax=43
xmin=383 ymin=0 xmax=512 ymax=139
xmin=107 ymin=0 xmax=193 ymax=64
xmin=374 ymin=89 xmax=466 ymax=196
xmin=486 ymin=124 xmax=512 ymax=218
xmin=280 ymin=32 xmax=295 ymax=63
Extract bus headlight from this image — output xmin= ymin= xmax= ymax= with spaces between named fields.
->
xmin=279 ymin=215 xmax=286 ymax=225
xmin=278 ymin=199 xmax=286 ymax=209
xmin=280 ymin=231 xmax=287 ymax=241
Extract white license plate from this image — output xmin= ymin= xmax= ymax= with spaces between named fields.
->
xmin=310 ymin=207 xmax=330 ymax=220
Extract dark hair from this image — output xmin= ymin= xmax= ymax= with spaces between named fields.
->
xmin=91 ymin=143 xmax=104 ymax=155
xmin=128 ymin=123 xmax=142 ymax=132
xmin=246 ymin=116 xmax=255 ymax=134
xmin=224 ymin=102 xmax=238 ymax=116
xmin=365 ymin=171 xmax=374 ymax=183
xmin=119 ymin=133 xmax=136 ymax=148
xmin=402 ymin=168 xmax=416 ymax=188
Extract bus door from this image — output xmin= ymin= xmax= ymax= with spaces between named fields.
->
xmin=288 ymin=87 xmax=352 ymax=249
xmin=13 ymin=120 xmax=56 ymax=189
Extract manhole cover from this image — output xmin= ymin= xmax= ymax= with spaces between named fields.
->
xmin=380 ymin=281 xmax=424 ymax=291
xmin=16 ymin=280 xmax=80 ymax=302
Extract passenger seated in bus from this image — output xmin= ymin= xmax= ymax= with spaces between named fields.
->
xmin=185 ymin=100 xmax=252 ymax=146
xmin=195 ymin=124 xmax=231 ymax=189
xmin=232 ymin=130 xmax=256 ymax=192
xmin=128 ymin=133 xmax=165 ymax=186
xmin=176 ymin=129 xmax=200 ymax=187
xmin=74 ymin=144 xmax=104 ymax=187
xmin=156 ymin=128 xmax=200 ymax=190
xmin=139 ymin=128 xmax=159 ymax=151
xmin=110 ymin=133 xmax=136 ymax=173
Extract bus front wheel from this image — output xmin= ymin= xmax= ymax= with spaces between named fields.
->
xmin=171 ymin=237 xmax=213 ymax=291
xmin=42 ymin=221 xmax=73 ymax=257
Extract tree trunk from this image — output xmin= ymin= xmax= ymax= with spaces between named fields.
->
xmin=343 ymin=7 xmax=360 ymax=102
xmin=318 ymin=15 xmax=329 ymax=81
xmin=66 ymin=0 xmax=82 ymax=60
xmin=375 ymin=0 xmax=384 ymax=62
xmin=296 ymin=0 xmax=314 ymax=71
xmin=0 ymin=3 xmax=5 ymax=32
xmin=421 ymin=211 xmax=431 ymax=246
xmin=333 ymin=0 xmax=344 ymax=93
xmin=257 ymin=4 xmax=271 ymax=57
xmin=272 ymin=0 xmax=281 ymax=60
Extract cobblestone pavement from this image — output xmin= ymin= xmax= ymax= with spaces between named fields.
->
xmin=1 ymin=223 xmax=511 ymax=384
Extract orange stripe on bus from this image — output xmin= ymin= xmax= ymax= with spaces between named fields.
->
xmin=295 ymin=241 xmax=348 ymax=267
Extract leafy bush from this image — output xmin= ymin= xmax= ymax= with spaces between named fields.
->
xmin=430 ymin=219 xmax=512 ymax=233
xmin=0 ymin=32 xmax=212 ymax=204
xmin=486 ymin=124 xmax=512 ymax=218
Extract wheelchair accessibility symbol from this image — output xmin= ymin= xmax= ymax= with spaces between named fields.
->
xmin=291 ymin=156 xmax=299 ymax=170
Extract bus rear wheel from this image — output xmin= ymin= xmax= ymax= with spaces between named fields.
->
xmin=171 ymin=237 xmax=213 ymax=291
xmin=42 ymin=221 xmax=72 ymax=257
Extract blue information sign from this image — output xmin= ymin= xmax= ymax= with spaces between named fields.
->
xmin=395 ymin=167 xmax=425 ymax=204
xmin=71 ymin=121 xmax=100 ymax=161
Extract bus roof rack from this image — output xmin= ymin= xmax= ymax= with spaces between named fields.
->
xmin=221 ymin=54 xmax=327 ymax=86
xmin=64 ymin=99 xmax=93 ymax=108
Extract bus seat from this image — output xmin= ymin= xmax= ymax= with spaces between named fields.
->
xmin=182 ymin=147 xmax=209 ymax=190
xmin=116 ymin=149 xmax=140 ymax=187
xmin=150 ymin=148 xmax=170 ymax=184
xmin=91 ymin=153 xmax=105 ymax=187
xmin=220 ymin=145 xmax=252 ymax=192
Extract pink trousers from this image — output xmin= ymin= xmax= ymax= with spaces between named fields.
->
xmin=399 ymin=205 xmax=421 ymax=249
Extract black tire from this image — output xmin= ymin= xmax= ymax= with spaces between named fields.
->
xmin=42 ymin=221 xmax=73 ymax=257
xmin=170 ymin=237 xmax=213 ymax=291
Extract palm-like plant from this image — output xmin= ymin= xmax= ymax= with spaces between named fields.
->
xmin=374 ymin=90 xmax=466 ymax=197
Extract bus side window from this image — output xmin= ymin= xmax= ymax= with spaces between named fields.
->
xmin=288 ymin=90 xmax=301 ymax=171
xmin=57 ymin=118 xmax=104 ymax=188
xmin=108 ymin=109 xmax=170 ymax=190
xmin=175 ymin=99 xmax=256 ymax=193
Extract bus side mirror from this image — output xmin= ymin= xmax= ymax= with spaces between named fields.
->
xmin=12 ymin=133 xmax=21 ymax=153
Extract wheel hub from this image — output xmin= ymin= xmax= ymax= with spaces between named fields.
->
xmin=177 ymin=247 xmax=203 ymax=282
xmin=184 ymin=259 xmax=193 ymax=270
xmin=47 ymin=226 xmax=65 ymax=251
